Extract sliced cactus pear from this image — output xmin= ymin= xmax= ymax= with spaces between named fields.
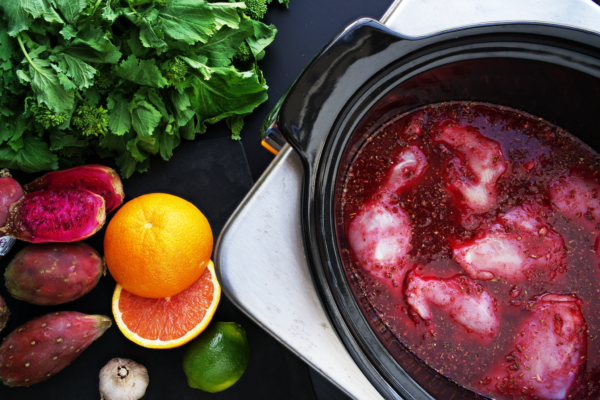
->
xmin=5 ymin=243 xmax=105 ymax=305
xmin=2 ymin=190 xmax=106 ymax=243
xmin=0 ymin=295 xmax=9 ymax=333
xmin=24 ymin=165 xmax=124 ymax=213
xmin=0 ymin=311 xmax=111 ymax=387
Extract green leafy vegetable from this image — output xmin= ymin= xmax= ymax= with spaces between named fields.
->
xmin=0 ymin=0 xmax=288 ymax=177
xmin=73 ymin=104 xmax=109 ymax=137
xmin=235 ymin=41 xmax=253 ymax=62
xmin=244 ymin=0 xmax=267 ymax=21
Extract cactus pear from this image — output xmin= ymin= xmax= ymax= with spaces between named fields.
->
xmin=0 ymin=295 xmax=9 ymax=333
xmin=0 ymin=311 xmax=111 ymax=387
xmin=5 ymin=243 xmax=105 ymax=305
xmin=24 ymin=165 xmax=124 ymax=213
xmin=2 ymin=190 xmax=106 ymax=243
xmin=0 ymin=170 xmax=24 ymax=259
xmin=0 ymin=170 xmax=24 ymax=226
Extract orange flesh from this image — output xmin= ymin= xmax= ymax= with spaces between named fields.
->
xmin=118 ymin=267 xmax=215 ymax=341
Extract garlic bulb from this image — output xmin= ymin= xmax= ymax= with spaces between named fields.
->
xmin=99 ymin=358 xmax=149 ymax=400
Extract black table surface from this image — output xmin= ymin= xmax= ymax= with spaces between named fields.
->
xmin=0 ymin=0 xmax=394 ymax=399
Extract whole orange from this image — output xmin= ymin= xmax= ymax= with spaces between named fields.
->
xmin=104 ymin=193 xmax=213 ymax=298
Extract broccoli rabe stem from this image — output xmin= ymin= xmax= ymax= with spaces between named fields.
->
xmin=16 ymin=34 xmax=43 ymax=76
xmin=91 ymin=0 xmax=104 ymax=11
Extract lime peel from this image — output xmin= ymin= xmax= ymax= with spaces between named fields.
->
xmin=182 ymin=322 xmax=250 ymax=393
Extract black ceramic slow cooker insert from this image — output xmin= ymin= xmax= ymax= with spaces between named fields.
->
xmin=262 ymin=19 xmax=600 ymax=400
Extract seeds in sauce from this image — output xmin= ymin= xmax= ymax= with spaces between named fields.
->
xmin=338 ymin=102 xmax=600 ymax=400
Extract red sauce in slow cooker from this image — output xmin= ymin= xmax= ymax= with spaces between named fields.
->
xmin=339 ymin=102 xmax=600 ymax=399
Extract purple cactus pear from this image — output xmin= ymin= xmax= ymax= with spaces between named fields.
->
xmin=0 ymin=169 xmax=24 ymax=226
xmin=0 ymin=295 xmax=9 ymax=333
xmin=5 ymin=243 xmax=105 ymax=305
xmin=2 ymin=189 xmax=106 ymax=243
xmin=0 ymin=169 xmax=24 ymax=259
xmin=0 ymin=311 xmax=111 ymax=386
xmin=24 ymin=165 xmax=124 ymax=213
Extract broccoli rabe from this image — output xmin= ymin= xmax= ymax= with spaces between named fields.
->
xmin=0 ymin=0 xmax=286 ymax=177
xmin=72 ymin=105 xmax=109 ymax=137
xmin=59 ymin=147 xmax=82 ymax=158
xmin=244 ymin=0 xmax=268 ymax=20
xmin=235 ymin=42 xmax=253 ymax=62
xmin=127 ymin=0 xmax=160 ymax=6
xmin=163 ymin=58 xmax=189 ymax=86
xmin=28 ymin=101 xmax=69 ymax=130
xmin=94 ymin=68 xmax=115 ymax=90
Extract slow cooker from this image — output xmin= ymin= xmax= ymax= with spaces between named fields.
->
xmin=259 ymin=17 xmax=600 ymax=400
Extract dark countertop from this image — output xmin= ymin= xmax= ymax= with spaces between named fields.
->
xmin=0 ymin=0 xmax=394 ymax=399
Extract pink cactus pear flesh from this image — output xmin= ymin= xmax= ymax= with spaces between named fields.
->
xmin=5 ymin=243 xmax=105 ymax=305
xmin=24 ymin=165 xmax=124 ymax=213
xmin=2 ymin=190 xmax=106 ymax=243
xmin=0 ymin=311 xmax=111 ymax=387
xmin=0 ymin=295 xmax=9 ymax=333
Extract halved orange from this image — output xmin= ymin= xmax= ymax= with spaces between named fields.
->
xmin=112 ymin=261 xmax=221 ymax=349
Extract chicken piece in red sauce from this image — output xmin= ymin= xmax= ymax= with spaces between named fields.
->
xmin=433 ymin=119 xmax=507 ymax=229
xmin=405 ymin=272 xmax=499 ymax=341
xmin=347 ymin=146 xmax=428 ymax=290
xmin=483 ymin=294 xmax=587 ymax=400
xmin=347 ymin=200 xmax=412 ymax=287
xmin=452 ymin=203 xmax=567 ymax=283
xmin=381 ymin=146 xmax=428 ymax=197
xmin=549 ymin=167 xmax=600 ymax=233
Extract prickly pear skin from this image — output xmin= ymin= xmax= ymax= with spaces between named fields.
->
xmin=5 ymin=243 xmax=105 ymax=305
xmin=0 ymin=295 xmax=9 ymax=333
xmin=0 ymin=177 xmax=23 ymax=226
xmin=24 ymin=165 xmax=124 ymax=213
xmin=0 ymin=176 xmax=24 ymax=259
xmin=2 ymin=190 xmax=106 ymax=243
xmin=0 ymin=311 xmax=111 ymax=387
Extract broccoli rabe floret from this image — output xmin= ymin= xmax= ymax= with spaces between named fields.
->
xmin=59 ymin=147 xmax=81 ymax=158
xmin=244 ymin=0 xmax=267 ymax=20
xmin=235 ymin=41 xmax=253 ymax=62
xmin=72 ymin=105 xmax=109 ymax=137
xmin=94 ymin=68 xmax=115 ymax=89
xmin=164 ymin=58 xmax=189 ymax=86
xmin=28 ymin=101 xmax=69 ymax=129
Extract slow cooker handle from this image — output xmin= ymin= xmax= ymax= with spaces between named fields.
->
xmin=260 ymin=20 xmax=431 ymax=400
xmin=260 ymin=18 xmax=411 ymax=165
